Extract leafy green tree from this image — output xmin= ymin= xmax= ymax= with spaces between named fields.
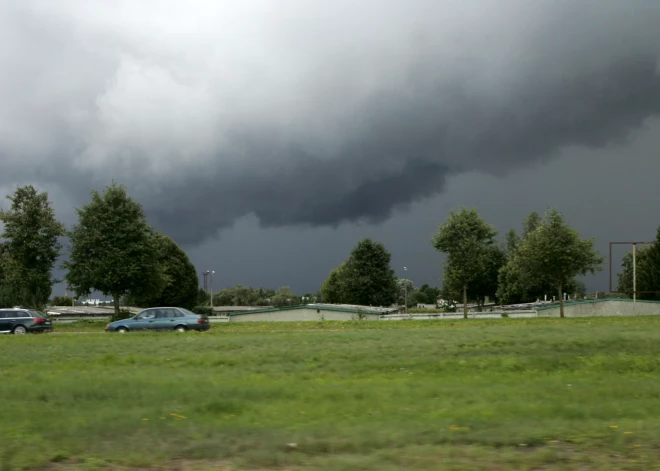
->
xmin=417 ymin=284 xmax=441 ymax=305
xmin=0 ymin=243 xmax=17 ymax=308
xmin=0 ymin=185 xmax=65 ymax=309
xmin=322 ymin=239 xmax=397 ymax=306
xmin=271 ymin=286 xmax=300 ymax=307
xmin=432 ymin=207 xmax=497 ymax=318
xmin=321 ymin=262 xmax=347 ymax=303
xmin=197 ymin=287 xmax=210 ymax=305
xmin=51 ymin=296 xmax=75 ymax=306
xmin=514 ymin=208 xmax=603 ymax=317
xmin=498 ymin=211 xmax=585 ymax=305
xmin=617 ymin=230 xmax=660 ymax=301
xmin=64 ymin=182 xmax=165 ymax=317
xmin=127 ymin=233 xmax=199 ymax=309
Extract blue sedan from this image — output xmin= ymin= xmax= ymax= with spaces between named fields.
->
xmin=105 ymin=307 xmax=210 ymax=333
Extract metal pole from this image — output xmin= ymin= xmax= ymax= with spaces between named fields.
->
xmin=210 ymin=271 xmax=214 ymax=310
xmin=633 ymin=243 xmax=637 ymax=310
xmin=403 ymin=267 xmax=408 ymax=314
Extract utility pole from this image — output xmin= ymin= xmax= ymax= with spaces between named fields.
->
xmin=633 ymin=243 xmax=637 ymax=311
xmin=208 ymin=270 xmax=215 ymax=311
xmin=403 ymin=267 xmax=408 ymax=315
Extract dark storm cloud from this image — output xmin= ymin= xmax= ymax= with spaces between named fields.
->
xmin=1 ymin=0 xmax=660 ymax=245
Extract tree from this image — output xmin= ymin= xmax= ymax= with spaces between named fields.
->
xmin=432 ymin=207 xmax=497 ymax=318
xmin=321 ymin=239 xmax=397 ymax=306
xmin=271 ymin=286 xmax=300 ymax=307
xmin=321 ymin=262 xmax=347 ymax=303
xmin=128 ymin=233 xmax=199 ymax=309
xmin=64 ymin=183 xmax=165 ymax=317
xmin=617 ymin=229 xmax=660 ymax=301
xmin=514 ymin=208 xmax=603 ymax=317
xmin=0 ymin=243 xmax=16 ymax=308
xmin=498 ymin=211 xmax=585 ymax=305
xmin=0 ymin=185 xmax=65 ymax=309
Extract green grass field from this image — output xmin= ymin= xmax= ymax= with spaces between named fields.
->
xmin=3 ymin=317 xmax=660 ymax=470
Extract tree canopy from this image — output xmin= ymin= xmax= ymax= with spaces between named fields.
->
xmin=127 ymin=233 xmax=199 ymax=309
xmin=432 ymin=207 xmax=497 ymax=318
xmin=321 ymin=239 xmax=397 ymax=307
xmin=64 ymin=183 xmax=165 ymax=316
xmin=513 ymin=208 xmax=603 ymax=317
xmin=0 ymin=185 xmax=65 ymax=309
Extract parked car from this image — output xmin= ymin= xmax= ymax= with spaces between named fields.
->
xmin=105 ymin=307 xmax=210 ymax=333
xmin=0 ymin=309 xmax=53 ymax=334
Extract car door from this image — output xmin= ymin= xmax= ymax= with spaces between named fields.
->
xmin=0 ymin=312 xmax=11 ymax=333
xmin=152 ymin=309 xmax=175 ymax=331
xmin=132 ymin=309 xmax=157 ymax=331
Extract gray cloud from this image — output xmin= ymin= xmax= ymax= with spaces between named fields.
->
xmin=1 ymin=0 xmax=660 ymax=247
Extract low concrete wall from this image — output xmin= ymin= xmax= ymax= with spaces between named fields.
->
xmin=538 ymin=299 xmax=660 ymax=317
xmin=381 ymin=311 xmax=538 ymax=321
xmin=230 ymin=308 xmax=381 ymax=322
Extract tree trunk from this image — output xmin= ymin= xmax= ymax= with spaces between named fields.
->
xmin=558 ymin=283 xmax=564 ymax=318
xmin=463 ymin=284 xmax=468 ymax=319
xmin=113 ymin=293 xmax=120 ymax=317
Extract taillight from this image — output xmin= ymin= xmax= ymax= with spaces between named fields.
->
xmin=197 ymin=318 xmax=205 ymax=324
xmin=34 ymin=318 xmax=45 ymax=324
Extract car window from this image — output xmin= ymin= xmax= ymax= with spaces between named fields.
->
xmin=137 ymin=310 xmax=155 ymax=320
xmin=29 ymin=310 xmax=48 ymax=319
xmin=178 ymin=308 xmax=197 ymax=317
xmin=167 ymin=309 xmax=184 ymax=318
xmin=155 ymin=309 xmax=170 ymax=319
xmin=15 ymin=311 xmax=29 ymax=318
xmin=0 ymin=311 xmax=12 ymax=319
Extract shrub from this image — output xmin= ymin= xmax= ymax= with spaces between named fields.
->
xmin=110 ymin=309 xmax=134 ymax=322
xmin=192 ymin=306 xmax=213 ymax=316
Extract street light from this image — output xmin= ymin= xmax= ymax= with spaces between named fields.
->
xmin=403 ymin=267 xmax=408 ymax=314
xmin=205 ymin=270 xmax=215 ymax=310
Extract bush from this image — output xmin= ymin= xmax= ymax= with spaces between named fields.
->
xmin=192 ymin=306 xmax=213 ymax=316
xmin=51 ymin=296 xmax=75 ymax=306
xmin=110 ymin=309 xmax=134 ymax=322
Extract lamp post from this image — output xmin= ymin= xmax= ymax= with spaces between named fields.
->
xmin=403 ymin=267 xmax=408 ymax=314
xmin=205 ymin=270 xmax=215 ymax=310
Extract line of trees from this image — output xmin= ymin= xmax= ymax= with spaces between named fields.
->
xmin=434 ymin=207 xmax=603 ymax=318
xmin=0 ymin=183 xmax=199 ymax=316
xmin=199 ymin=285 xmax=318 ymax=308
xmin=318 ymin=207 xmax=604 ymax=318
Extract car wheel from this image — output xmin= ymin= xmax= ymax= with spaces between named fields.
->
xmin=174 ymin=325 xmax=187 ymax=333
xmin=117 ymin=327 xmax=128 ymax=333
xmin=13 ymin=325 xmax=27 ymax=335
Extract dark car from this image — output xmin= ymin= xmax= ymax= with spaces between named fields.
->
xmin=105 ymin=307 xmax=210 ymax=333
xmin=0 ymin=309 xmax=53 ymax=335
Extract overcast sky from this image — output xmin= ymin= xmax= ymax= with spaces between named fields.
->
xmin=1 ymin=0 xmax=660 ymax=296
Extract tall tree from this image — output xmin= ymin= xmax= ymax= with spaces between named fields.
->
xmin=64 ymin=182 xmax=165 ymax=317
xmin=432 ymin=207 xmax=497 ymax=318
xmin=514 ymin=208 xmax=603 ymax=317
xmin=0 ymin=185 xmax=65 ymax=309
xmin=321 ymin=240 xmax=397 ymax=306
xmin=127 ymin=233 xmax=199 ymax=309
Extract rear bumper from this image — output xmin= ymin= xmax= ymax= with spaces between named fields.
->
xmin=29 ymin=325 xmax=53 ymax=333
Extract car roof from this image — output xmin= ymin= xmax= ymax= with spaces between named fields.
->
xmin=0 ymin=308 xmax=29 ymax=311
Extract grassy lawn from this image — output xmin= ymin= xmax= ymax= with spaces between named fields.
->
xmin=3 ymin=317 xmax=660 ymax=470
